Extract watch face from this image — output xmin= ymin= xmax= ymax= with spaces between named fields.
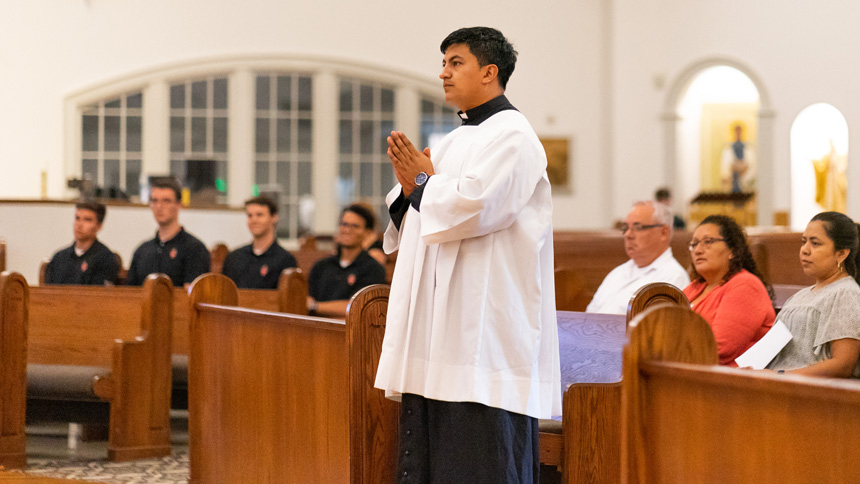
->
xmin=415 ymin=172 xmax=429 ymax=186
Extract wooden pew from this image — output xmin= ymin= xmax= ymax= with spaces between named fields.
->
xmin=0 ymin=239 xmax=6 ymax=272
xmin=187 ymin=274 xmax=396 ymax=483
xmin=554 ymin=267 xmax=591 ymax=312
xmin=0 ymin=272 xmax=28 ymax=469
xmin=541 ymin=283 xmax=688 ymax=483
xmin=621 ymin=304 xmax=860 ymax=483
xmin=26 ymin=274 xmax=173 ymax=461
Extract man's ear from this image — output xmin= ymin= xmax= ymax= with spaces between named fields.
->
xmin=482 ymin=64 xmax=499 ymax=86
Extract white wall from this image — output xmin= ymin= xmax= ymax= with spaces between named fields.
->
xmin=0 ymin=0 xmax=610 ymax=230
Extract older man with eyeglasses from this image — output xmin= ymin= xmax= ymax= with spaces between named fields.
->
xmin=585 ymin=200 xmax=690 ymax=314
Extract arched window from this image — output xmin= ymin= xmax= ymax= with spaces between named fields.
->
xmin=80 ymin=91 xmax=143 ymax=198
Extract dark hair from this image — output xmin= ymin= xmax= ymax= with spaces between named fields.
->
xmin=440 ymin=27 xmax=518 ymax=90
xmin=75 ymin=201 xmax=106 ymax=224
xmin=655 ymin=187 xmax=671 ymax=202
xmin=811 ymin=211 xmax=860 ymax=279
xmin=244 ymin=196 xmax=278 ymax=216
xmin=342 ymin=203 xmax=375 ymax=231
xmin=691 ymin=215 xmax=771 ymax=296
xmin=150 ymin=178 xmax=182 ymax=201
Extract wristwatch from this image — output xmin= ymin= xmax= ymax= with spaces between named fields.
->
xmin=414 ymin=171 xmax=429 ymax=186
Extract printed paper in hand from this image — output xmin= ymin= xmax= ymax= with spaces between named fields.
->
xmin=734 ymin=320 xmax=792 ymax=370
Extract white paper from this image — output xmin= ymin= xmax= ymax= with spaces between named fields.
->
xmin=734 ymin=320 xmax=793 ymax=370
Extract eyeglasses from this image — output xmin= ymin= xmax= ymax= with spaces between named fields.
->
xmin=688 ymin=237 xmax=726 ymax=251
xmin=618 ymin=223 xmax=663 ymax=234
xmin=339 ymin=222 xmax=364 ymax=230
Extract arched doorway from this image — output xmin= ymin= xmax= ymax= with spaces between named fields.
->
xmin=662 ymin=59 xmax=774 ymax=226
xmin=790 ymin=103 xmax=849 ymax=230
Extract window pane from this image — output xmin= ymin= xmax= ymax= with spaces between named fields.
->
xmin=104 ymin=116 xmax=121 ymax=152
xmin=277 ymin=76 xmax=291 ymax=111
xmin=256 ymin=76 xmax=270 ymax=110
xmin=191 ymin=81 xmax=207 ymax=109
xmin=380 ymin=120 xmax=393 ymax=152
xmin=126 ymin=116 xmax=142 ymax=152
xmin=256 ymin=118 xmax=270 ymax=153
xmin=82 ymin=115 xmax=99 ymax=151
xmin=277 ymin=161 xmax=290 ymax=195
xmin=213 ymin=78 xmax=228 ymax=109
xmin=359 ymin=161 xmax=374 ymax=197
xmin=82 ymin=159 xmax=98 ymax=183
xmin=127 ymin=93 xmax=142 ymax=109
xmin=191 ymin=117 xmax=207 ymax=152
xmin=213 ymin=117 xmax=228 ymax=153
xmin=170 ymin=160 xmax=185 ymax=183
xmin=126 ymin=159 xmax=141 ymax=196
xmin=298 ymin=77 xmax=312 ymax=111
xmin=216 ymin=160 xmax=228 ymax=194
xmin=105 ymin=98 xmax=121 ymax=109
xmin=380 ymin=162 xmax=394 ymax=192
xmin=360 ymin=121 xmax=374 ymax=154
xmin=255 ymin=160 xmax=269 ymax=185
xmin=104 ymin=159 xmax=120 ymax=188
xmin=421 ymin=99 xmax=434 ymax=114
xmin=170 ymin=84 xmax=185 ymax=109
xmin=277 ymin=119 xmax=291 ymax=153
xmin=339 ymin=81 xmax=353 ymax=112
xmin=359 ymin=85 xmax=374 ymax=112
xmin=381 ymin=88 xmax=394 ymax=113
xmin=339 ymin=120 xmax=353 ymax=154
xmin=170 ymin=117 xmax=185 ymax=152
xmin=298 ymin=162 xmax=312 ymax=196
xmin=298 ymin=119 xmax=312 ymax=153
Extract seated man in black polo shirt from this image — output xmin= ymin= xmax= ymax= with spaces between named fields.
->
xmin=307 ymin=203 xmax=387 ymax=318
xmin=44 ymin=201 xmax=119 ymax=285
xmin=126 ymin=178 xmax=210 ymax=287
xmin=222 ymin=196 xmax=297 ymax=289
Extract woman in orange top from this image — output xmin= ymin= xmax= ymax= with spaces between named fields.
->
xmin=683 ymin=215 xmax=775 ymax=365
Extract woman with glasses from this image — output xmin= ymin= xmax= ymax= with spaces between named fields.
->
xmin=766 ymin=212 xmax=860 ymax=377
xmin=683 ymin=214 xmax=775 ymax=366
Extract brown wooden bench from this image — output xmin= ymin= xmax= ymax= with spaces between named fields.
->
xmin=0 ymin=239 xmax=6 ymax=272
xmin=186 ymin=274 xmax=395 ymax=483
xmin=0 ymin=272 xmax=28 ymax=469
xmin=621 ymin=302 xmax=860 ymax=483
xmin=540 ymin=283 xmax=688 ymax=483
xmin=26 ymin=274 xmax=174 ymax=461
xmin=554 ymin=267 xmax=591 ymax=311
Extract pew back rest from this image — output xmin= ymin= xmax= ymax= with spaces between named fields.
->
xmin=626 ymin=282 xmax=689 ymax=324
xmin=0 ymin=239 xmax=6 ymax=272
xmin=554 ymin=267 xmax=591 ymax=312
xmin=621 ymin=304 xmax=718 ymax=484
xmin=28 ymin=276 xmax=172 ymax=368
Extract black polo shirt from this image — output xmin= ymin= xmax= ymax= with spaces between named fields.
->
xmin=308 ymin=249 xmax=386 ymax=302
xmin=126 ymin=227 xmax=210 ymax=287
xmin=222 ymin=242 xmax=298 ymax=289
xmin=44 ymin=239 xmax=119 ymax=285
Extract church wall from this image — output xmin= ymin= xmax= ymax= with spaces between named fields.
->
xmin=612 ymin=0 xmax=860 ymax=225
xmin=0 ymin=0 xmax=611 ymax=231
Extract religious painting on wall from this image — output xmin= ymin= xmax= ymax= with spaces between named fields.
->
xmin=540 ymin=137 xmax=570 ymax=193
xmin=700 ymin=103 xmax=758 ymax=193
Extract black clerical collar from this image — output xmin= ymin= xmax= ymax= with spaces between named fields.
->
xmin=457 ymin=95 xmax=517 ymax=126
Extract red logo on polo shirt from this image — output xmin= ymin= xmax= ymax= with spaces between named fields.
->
xmin=170 ymin=248 xmax=178 ymax=259
xmin=260 ymin=265 xmax=269 ymax=277
xmin=347 ymin=274 xmax=356 ymax=286
xmin=80 ymin=261 xmax=88 ymax=272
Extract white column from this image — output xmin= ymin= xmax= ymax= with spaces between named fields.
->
xmin=228 ymin=69 xmax=255 ymax=206
xmin=756 ymin=108 xmax=775 ymax=226
xmin=142 ymin=80 xmax=170 ymax=175
xmin=396 ymin=86 xmax=420 ymax=142
xmin=312 ymin=70 xmax=339 ymax=233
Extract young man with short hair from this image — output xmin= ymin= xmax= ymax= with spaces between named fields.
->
xmin=222 ymin=196 xmax=297 ymax=289
xmin=126 ymin=178 xmax=210 ymax=287
xmin=306 ymin=203 xmax=386 ymax=318
xmin=376 ymin=27 xmax=559 ymax=483
xmin=44 ymin=201 xmax=119 ymax=285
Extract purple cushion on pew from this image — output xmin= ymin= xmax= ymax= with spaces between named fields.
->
xmin=27 ymin=364 xmax=110 ymax=401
